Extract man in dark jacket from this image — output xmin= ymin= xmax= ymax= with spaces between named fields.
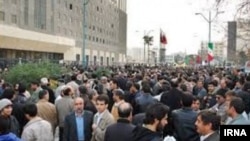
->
xmin=132 ymin=103 xmax=169 ymax=141
xmin=104 ymin=102 xmax=135 ymax=141
xmin=64 ymin=97 xmax=93 ymax=141
xmin=172 ymin=94 xmax=199 ymax=141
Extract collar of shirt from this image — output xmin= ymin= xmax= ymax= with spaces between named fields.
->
xmin=75 ymin=111 xmax=84 ymax=117
xmin=200 ymin=132 xmax=214 ymax=141
xmin=96 ymin=110 xmax=106 ymax=118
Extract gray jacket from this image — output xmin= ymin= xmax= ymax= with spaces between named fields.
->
xmin=55 ymin=96 xmax=74 ymax=127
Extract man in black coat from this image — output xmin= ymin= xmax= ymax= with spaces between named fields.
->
xmin=64 ymin=97 xmax=93 ymax=141
xmin=104 ymin=102 xmax=135 ymax=141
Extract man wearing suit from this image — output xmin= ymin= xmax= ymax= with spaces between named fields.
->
xmin=91 ymin=95 xmax=115 ymax=141
xmin=195 ymin=110 xmax=221 ymax=141
xmin=104 ymin=102 xmax=135 ymax=141
xmin=64 ymin=97 xmax=93 ymax=141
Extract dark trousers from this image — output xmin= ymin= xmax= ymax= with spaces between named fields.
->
xmin=59 ymin=127 xmax=64 ymax=141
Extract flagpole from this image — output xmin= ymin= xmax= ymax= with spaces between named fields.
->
xmin=159 ymin=28 xmax=161 ymax=65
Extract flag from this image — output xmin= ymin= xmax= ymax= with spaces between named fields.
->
xmin=160 ymin=29 xmax=167 ymax=45
xmin=196 ymin=55 xmax=202 ymax=64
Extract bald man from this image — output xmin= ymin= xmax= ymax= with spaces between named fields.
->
xmin=64 ymin=97 xmax=93 ymax=141
xmin=104 ymin=102 xmax=135 ymax=141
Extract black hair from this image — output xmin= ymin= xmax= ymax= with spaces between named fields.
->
xmin=96 ymin=94 xmax=109 ymax=105
xmin=38 ymin=89 xmax=48 ymax=99
xmin=230 ymin=97 xmax=245 ymax=114
xmin=144 ymin=103 xmax=169 ymax=125
xmin=1 ymin=88 xmax=15 ymax=100
xmin=23 ymin=103 xmax=38 ymax=117
xmin=63 ymin=87 xmax=71 ymax=96
xmin=198 ymin=110 xmax=221 ymax=131
xmin=18 ymin=83 xmax=26 ymax=93
xmin=181 ymin=94 xmax=193 ymax=107
xmin=79 ymin=85 xmax=88 ymax=95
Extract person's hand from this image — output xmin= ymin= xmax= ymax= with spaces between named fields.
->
xmin=92 ymin=123 xmax=97 ymax=131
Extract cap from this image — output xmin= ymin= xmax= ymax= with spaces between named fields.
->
xmin=41 ymin=77 xmax=48 ymax=84
xmin=0 ymin=98 xmax=12 ymax=111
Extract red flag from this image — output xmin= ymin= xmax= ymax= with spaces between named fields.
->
xmin=196 ymin=55 xmax=202 ymax=64
xmin=160 ymin=30 xmax=167 ymax=44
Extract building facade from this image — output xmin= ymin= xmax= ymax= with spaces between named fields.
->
xmin=0 ymin=0 xmax=127 ymax=66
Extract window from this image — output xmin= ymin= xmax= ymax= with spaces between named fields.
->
xmin=97 ymin=6 xmax=99 ymax=11
xmin=107 ymin=57 xmax=109 ymax=66
xmin=100 ymin=57 xmax=103 ymax=65
xmin=69 ymin=4 xmax=73 ymax=10
xmin=11 ymin=15 xmax=17 ymax=24
xmin=96 ymin=37 xmax=98 ymax=42
xmin=0 ymin=11 xmax=4 ymax=21
xmin=24 ymin=0 xmax=29 ymax=25
xmin=57 ymin=26 xmax=60 ymax=32
xmin=92 ymin=26 xmax=95 ymax=31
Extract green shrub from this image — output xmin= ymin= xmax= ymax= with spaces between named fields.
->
xmin=93 ymin=67 xmax=111 ymax=79
xmin=4 ymin=62 xmax=66 ymax=87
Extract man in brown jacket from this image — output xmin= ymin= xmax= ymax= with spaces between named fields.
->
xmin=36 ymin=89 xmax=57 ymax=134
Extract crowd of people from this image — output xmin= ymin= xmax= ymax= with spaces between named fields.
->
xmin=0 ymin=65 xmax=250 ymax=141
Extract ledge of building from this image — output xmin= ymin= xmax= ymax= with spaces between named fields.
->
xmin=0 ymin=25 xmax=75 ymax=46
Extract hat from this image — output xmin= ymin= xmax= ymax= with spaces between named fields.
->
xmin=41 ymin=77 xmax=48 ymax=84
xmin=0 ymin=98 xmax=12 ymax=111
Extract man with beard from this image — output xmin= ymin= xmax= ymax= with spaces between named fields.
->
xmin=132 ymin=103 xmax=169 ymax=141
xmin=64 ymin=97 xmax=93 ymax=141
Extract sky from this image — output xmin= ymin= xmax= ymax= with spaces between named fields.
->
xmin=127 ymin=0 xmax=237 ymax=55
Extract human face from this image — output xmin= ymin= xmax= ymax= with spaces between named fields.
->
xmin=156 ymin=114 xmax=168 ymax=132
xmin=208 ymin=84 xmax=215 ymax=93
xmin=74 ymin=98 xmax=84 ymax=114
xmin=195 ymin=115 xmax=210 ymax=135
xmin=220 ymin=80 xmax=226 ymax=89
xmin=216 ymin=95 xmax=225 ymax=104
xmin=225 ymin=96 xmax=233 ymax=117
xmin=197 ymin=81 xmax=203 ymax=88
xmin=109 ymin=81 xmax=117 ymax=90
xmin=1 ymin=105 xmax=13 ymax=116
xmin=96 ymin=100 xmax=108 ymax=113
xmin=192 ymin=100 xmax=200 ymax=111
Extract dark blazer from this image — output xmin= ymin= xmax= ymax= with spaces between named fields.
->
xmin=63 ymin=110 xmax=93 ymax=141
xmin=104 ymin=119 xmax=135 ymax=141
xmin=204 ymin=131 xmax=220 ymax=141
xmin=172 ymin=107 xmax=199 ymax=141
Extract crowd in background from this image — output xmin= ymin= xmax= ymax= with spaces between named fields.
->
xmin=0 ymin=65 xmax=250 ymax=141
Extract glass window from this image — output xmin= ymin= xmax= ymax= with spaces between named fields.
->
xmin=69 ymin=4 xmax=73 ymax=10
xmin=0 ymin=11 xmax=5 ymax=21
xmin=11 ymin=15 xmax=17 ymax=24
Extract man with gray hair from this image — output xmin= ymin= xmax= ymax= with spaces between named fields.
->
xmin=104 ymin=102 xmax=135 ymax=141
xmin=111 ymin=89 xmax=125 ymax=121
